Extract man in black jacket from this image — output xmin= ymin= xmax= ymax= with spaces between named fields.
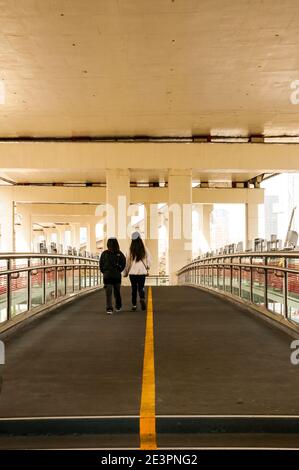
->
xmin=99 ymin=238 xmax=126 ymax=314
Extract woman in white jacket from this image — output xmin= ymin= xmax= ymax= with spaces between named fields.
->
xmin=124 ymin=232 xmax=152 ymax=311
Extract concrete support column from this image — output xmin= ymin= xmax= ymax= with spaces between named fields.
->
xmin=245 ymin=203 xmax=259 ymax=249
xmin=71 ymin=223 xmax=81 ymax=251
xmin=56 ymin=225 xmax=67 ymax=253
xmin=95 ymin=221 xmax=105 ymax=253
xmin=145 ymin=203 xmax=159 ymax=275
xmin=15 ymin=205 xmax=32 ymax=252
xmin=203 ymin=204 xmax=213 ymax=252
xmin=193 ymin=204 xmax=203 ymax=257
xmin=44 ymin=228 xmax=53 ymax=249
xmin=164 ymin=211 xmax=169 ymax=276
xmin=0 ymin=194 xmax=14 ymax=252
xmin=106 ymin=169 xmax=130 ymax=253
xmin=168 ymin=169 xmax=192 ymax=284
xmin=87 ymin=221 xmax=97 ymax=254
xmin=32 ymin=231 xmax=42 ymax=252
xmin=21 ymin=208 xmax=32 ymax=252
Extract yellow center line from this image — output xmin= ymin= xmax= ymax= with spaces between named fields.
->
xmin=140 ymin=286 xmax=157 ymax=450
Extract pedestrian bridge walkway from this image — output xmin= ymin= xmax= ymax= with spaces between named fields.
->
xmin=1 ymin=286 xmax=299 ymax=449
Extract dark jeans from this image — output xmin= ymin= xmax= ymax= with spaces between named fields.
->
xmin=104 ymin=284 xmax=122 ymax=310
xmin=129 ymin=275 xmax=146 ymax=306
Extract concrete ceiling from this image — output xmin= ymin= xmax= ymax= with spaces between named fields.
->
xmin=0 ymin=0 xmax=299 ymax=138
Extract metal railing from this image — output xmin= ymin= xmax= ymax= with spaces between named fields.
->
xmin=145 ymin=275 xmax=170 ymax=286
xmin=0 ymin=254 xmax=102 ymax=324
xmin=178 ymin=252 xmax=299 ymax=325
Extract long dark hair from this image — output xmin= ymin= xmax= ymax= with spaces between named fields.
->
xmin=130 ymin=233 xmax=145 ymax=262
xmin=107 ymin=238 xmax=120 ymax=253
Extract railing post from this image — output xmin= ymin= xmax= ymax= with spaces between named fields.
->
xmin=230 ymin=257 xmax=233 ymax=294
xmin=264 ymin=256 xmax=268 ymax=310
xmin=72 ymin=260 xmax=75 ymax=292
xmin=43 ymin=265 xmax=46 ymax=304
xmin=7 ymin=258 xmax=11 ymax=321
xmin=28 ymin=258 xmax=32 ymax=311
xmin=284 ymin=257 xmax=288 ymax=319
xmin=239 ymin=257 xmax=242 ymax=298
xmin=54 ymin=263 xmax=58 ymax=300
xmin=79 ymin=263 xmax=81 ymax=290
xmin=64 ymin=258 xmax=67 ymax=295
xmin=250 ymin=256 xmax=253 ymax=303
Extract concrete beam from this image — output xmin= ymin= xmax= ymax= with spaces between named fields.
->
xmin=1 ymin=186 xmax=105 ymax=204
xmin=17 ymin=203 xmax=99 ymax=216
xmin=0 ymin=142 xmax=298 ymax=171
xmin=2 ymin=186 xmax=263 ymax=205
xmin=32 ymin=216 xmax=101 ymax=224
xmin=130 ymin=187 xmax=168 ymax=204
xmin=192 ymin=188 xmax=264 ymax=204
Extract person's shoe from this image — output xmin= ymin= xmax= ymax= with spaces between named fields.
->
xmin=106 ymin=309 xmax=113 ymax=315
xmin=140 ymin=299 xmax=146 ymax=311
xmin=115 ymin=307 xmax=121 ymax=312
xmin=131 ymin=305 xmax=137 ymax=311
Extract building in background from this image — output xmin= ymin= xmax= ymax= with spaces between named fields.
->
xmin=264 ymin=195 xmax=279 ymax=240
xmin=261 ymin=174 xmax=299 ymax=242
